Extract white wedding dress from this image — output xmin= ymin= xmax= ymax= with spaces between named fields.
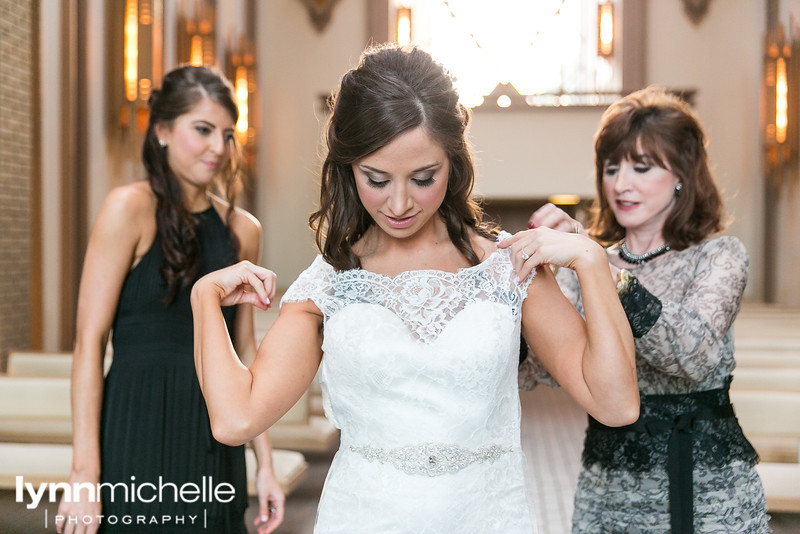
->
xmin=281 ymin=236 xmax=536 ymax=533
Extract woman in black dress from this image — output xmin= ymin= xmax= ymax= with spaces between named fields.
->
xmin=57 ymin=66 xmax=284 ymax=534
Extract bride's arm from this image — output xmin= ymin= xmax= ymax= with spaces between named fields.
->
xmin=192 ymin=261 xmax=323 ymax=445
xmin=499 ymin=228 xmax=638 ymax=427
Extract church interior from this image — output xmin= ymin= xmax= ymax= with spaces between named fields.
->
xmin=1 ymin=1 xmax=799 ymax=532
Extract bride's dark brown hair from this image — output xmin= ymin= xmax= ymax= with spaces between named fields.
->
xmin=310 ymin=44 xmax=497 ymax=271
xmin=142 ymin=65 xmax=242 ymax=302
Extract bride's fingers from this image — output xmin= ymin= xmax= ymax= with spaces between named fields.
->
xmin=244 ymin=268 xmax=276 ymax=308
xmin=209 ymin=262 xmax=277 ymax=308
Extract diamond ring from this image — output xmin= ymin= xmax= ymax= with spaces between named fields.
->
xmin=521 ymin=248 xmax=530 ymax=261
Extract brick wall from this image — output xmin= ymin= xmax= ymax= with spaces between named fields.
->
xmin=0 ymin=0 xmax=34 ymax=357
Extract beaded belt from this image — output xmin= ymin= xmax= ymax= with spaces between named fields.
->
xmin=349 ymin=442 xmax=513 ymax=477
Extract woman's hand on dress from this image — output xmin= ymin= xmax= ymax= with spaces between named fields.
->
xmin=55 ymin=472 xmax=102 ymax=534
xmin=498 ymin=227 xmax=605 ymax=280
xmin=528 ymin=202 xmax=584 ymax=235
xmin=253 ymin=465 xmax=286 ymax=534
xmin=193 ymin=260 xmax=276 ymax=310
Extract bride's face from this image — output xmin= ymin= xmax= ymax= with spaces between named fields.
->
xmin=352 ymin=126 xmax=449 ymax=239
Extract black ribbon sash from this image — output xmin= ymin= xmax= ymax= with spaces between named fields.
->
xmin=588 ymin=402 xmax=736 ymax=534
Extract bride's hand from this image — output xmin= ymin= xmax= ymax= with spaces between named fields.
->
xmin=498 ymin=227 xmax=604 ymax=280
xmin=193 ymin=260 xmax=276 ymax=310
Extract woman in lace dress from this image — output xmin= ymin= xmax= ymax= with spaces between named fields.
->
xmin=190 ymin=44 xmax=639 ymax=533
xmin=522 ymin=86 xmax=770 ymax=533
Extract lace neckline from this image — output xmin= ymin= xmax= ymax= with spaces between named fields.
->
xmin=348 ymin=247 xmax=504 ymax=282
xmin=337 ymin=231 xmax=510 ymax=282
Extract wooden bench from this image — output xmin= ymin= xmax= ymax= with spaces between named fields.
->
xmin=731 ymin=367 xmax=800 ymax=392
xmin=5 ymin=350 xmax=112 ymax=378
xmin=730 ymin=389 xmax=800 ymax=513
xmin=755 ymin=463 xmax=800 ymax=513
xmin=244 ymin=447 xmax=308 ymax=496
xmin=2 ymin=349 xmax=338 ymax=452
xmin=0 ymin=376 xmax=72 ymax=443
xmin=0 ymin=374 xmax=309 ymax=496
xmin=734 ymin=349 xmax=800 ymax=369
xmin=0 ymin=442 xmax=308 ymax=496
xmin=732 ymin=389 xmax=800 ymax=463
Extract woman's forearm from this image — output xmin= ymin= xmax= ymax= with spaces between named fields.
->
xmin=69 ymin=339 xmax=106 ymax=479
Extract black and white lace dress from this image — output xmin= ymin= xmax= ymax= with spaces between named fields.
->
xmin=520 ymin=236 xmax=771 ymax=533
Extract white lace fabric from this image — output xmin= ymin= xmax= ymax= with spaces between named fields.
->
xmin=281 ymin=238 xmax=536 ymax=533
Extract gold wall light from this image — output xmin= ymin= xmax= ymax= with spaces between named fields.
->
xmin=178 ymin=0 xmax=216 ymax=67
xmin=762 ymin=21 xmax=799 ymax=188
xmin=120 ymin=0 xmax=162 ymax=133
xmin=225 ymin=36 xmax=256 ymax=148
xmin=597 ymin=2 xmax=614 ymax=57
xmin=397 ymin=7 xmax=412 ymax=46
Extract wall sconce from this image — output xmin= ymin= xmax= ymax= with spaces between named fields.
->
xmin=124 ymin=0 xmax=138 ymax=102
xmin=762 ymin=22 xmax=799 ymax=188
xmin=225 ymin=36 xmax=256 ymax=148
xmin=597 ymin=2 xmax=614 ymax=57
xmin=178 ymin=0 xmax=216 ymax=67
xmin=121 ymin=0 xmax=162 ymax=133
xmin=299 ymin=0 xmax=342 ymax=33
xmin=397 ymin=7 xmax=412 ymax=46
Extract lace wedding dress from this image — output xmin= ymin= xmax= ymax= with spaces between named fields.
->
xmin=282 ymin=236 xmax=535 ymax=533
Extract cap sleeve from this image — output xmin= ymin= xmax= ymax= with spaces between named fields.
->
xmin=495 ymin=231 xmax=536 ymax=301
xmin=280 ymin=255 xmax=336 ymax=315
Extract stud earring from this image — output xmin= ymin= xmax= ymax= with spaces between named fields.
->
xmin=674 ymin=183 xmax=682 ymax=196
xmin=158 ymin=139 xmax=167 ymax=148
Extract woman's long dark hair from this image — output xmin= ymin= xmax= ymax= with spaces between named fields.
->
xmin=310 ymin=44 xmax=497 ymax=271
xmin=589 ymin=86 xmax=727 ymax=248
xmin=142 ymin=65 xmax=242 ymax=303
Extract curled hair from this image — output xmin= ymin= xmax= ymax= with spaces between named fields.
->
xmin=310 ymin=44 xmax=496 ymax=271
xmin=142 ymin=65 xmax=242 ymax=302
xmin=588 ymin=86 xmax=727 ymax=249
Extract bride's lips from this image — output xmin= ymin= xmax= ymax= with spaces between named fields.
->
xmin=384 ymin=213 xmax=416 ymax=229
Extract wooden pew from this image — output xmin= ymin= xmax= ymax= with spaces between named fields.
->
xmin=2 ymin=352 xmax=338 ymax=453
xmin=730 ymin=390 xmax=800 ymax=513
xmin=755 ymin=463 xmax=800 ymax=513
xmin=731 ymin=368 xmax=800 ymax=392
xmin=5 ymin=350 xmax=114 ymax=378
xmin=734 ymin=349 xmax=800 ymax=369
xmin=0 ymin=375 xmax=308 ymax=495
xmin=0 ymin=376 xmax=72 ymax=443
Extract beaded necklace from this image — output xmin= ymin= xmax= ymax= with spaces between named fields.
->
xmin=618 ymin=242 xmax=671 ymax=265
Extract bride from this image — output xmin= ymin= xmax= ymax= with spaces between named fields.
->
xmin=191 ymin=44 xmax=639 ymax=533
